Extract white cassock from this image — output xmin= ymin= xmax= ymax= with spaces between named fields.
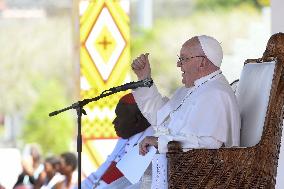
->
xmin=133 ymin=70 xmax=241 ymax=188
xmin=81 ymin=127 xmax=154 ymax=189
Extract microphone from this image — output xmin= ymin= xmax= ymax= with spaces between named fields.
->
xmin=109 ymin=78 xmax=153 ymax=92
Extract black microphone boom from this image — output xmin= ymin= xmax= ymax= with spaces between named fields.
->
xmin=109 ymin=78 xmax=153 ymax=92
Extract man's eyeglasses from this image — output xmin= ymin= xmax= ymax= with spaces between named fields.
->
xmin=177 ymin=55 xmax=205 ymax=64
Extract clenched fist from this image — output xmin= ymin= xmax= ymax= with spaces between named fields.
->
xmin=131 ymin=53 xmax=151 ymax=80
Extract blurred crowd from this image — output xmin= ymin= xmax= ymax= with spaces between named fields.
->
xmin=1 ymin=144 xmax=78 ymax=189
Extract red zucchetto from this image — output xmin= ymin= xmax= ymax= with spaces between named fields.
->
xmin=119 ymin=93 xmax=135 ymax=104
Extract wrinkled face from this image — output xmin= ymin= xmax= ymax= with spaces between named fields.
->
xmin=112 ymin=102 xmax=150 ymax=139
xmin=177 ymin=38 xmax=205 ymax=87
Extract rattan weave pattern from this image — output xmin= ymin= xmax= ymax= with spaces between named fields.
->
xmin=167 ymin=33 xmax=284 ymax=189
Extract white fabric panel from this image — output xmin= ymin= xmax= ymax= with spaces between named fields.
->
xmin=236 ymin=61 xmax=276 ymax=147
xmin=151 ymin=154 xmax=167 ymax=189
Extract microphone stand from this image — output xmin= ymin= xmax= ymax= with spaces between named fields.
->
xmin=49 ymin=88 xmax=122 ymax=189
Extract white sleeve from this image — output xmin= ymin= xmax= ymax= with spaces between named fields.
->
xmin=80 ymin=174 xmax=96 ymax=189
xmin=158 ymin=134 xmax=223 ymax=153
xmin=132 ymin=84 xmax=169 ymax=126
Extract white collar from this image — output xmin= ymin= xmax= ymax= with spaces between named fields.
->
xmin=156 ymin=70 xmax=222 ymax=127
xmin=194 ymin=69 xmax=222 ymax=88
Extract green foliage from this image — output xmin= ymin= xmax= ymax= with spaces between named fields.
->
xmin=131 ymin=3 xmax=261 ymax=96
xmin=130 ymin=28 xmax=182 ymax=95
xmin=194 ymin=0 xmax=260 ymax=10
xmin=0 ymin=16 xmax=74 ymax=114
xmin=257 ymin=0 xmax=270 ymax=7
xmin=0 ymin=125 xmax=4 ymax=137
xmin=21 ymin=80 xmax=75 ymax=156
xmin=0 ymin=15 xmax=76 ymax=151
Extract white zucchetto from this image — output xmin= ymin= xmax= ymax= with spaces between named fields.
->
xmin=197 ymin=35 xmax=223 ymax=67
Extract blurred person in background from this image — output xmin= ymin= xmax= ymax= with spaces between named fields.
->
xmin=0 ymin=183 xmax=5 ymax=189
xmin=81 ymin=93 xmax=153 ymax=189
xmin=14 ymin=144 xmax=44 ymax=189
xmin=39 ymin=156 xmax=64 ymax=189
xmin=55 ymin=152 xmax=78 ymax=189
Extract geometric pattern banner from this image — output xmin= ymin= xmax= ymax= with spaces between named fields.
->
xmin=79 ymin=0 xmax=130 ymax=174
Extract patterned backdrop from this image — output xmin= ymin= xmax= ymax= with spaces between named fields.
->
xmin=79 ymin=0 xmax=130 ymax=175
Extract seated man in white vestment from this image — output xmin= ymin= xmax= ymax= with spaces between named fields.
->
xmin=131 ymin=35 xmax=241 ymax=188
xmin=81 ymin=93 xmax=154 ymax=189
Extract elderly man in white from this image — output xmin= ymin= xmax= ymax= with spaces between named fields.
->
xmin=131 ymin=35 xmax=241 ymax=188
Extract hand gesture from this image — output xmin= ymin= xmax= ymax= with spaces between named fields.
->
xmin=131 ymin=53 xmax=151 ymax=80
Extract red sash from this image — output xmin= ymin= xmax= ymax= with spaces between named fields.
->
xmin=101 ymin=161 xmax=124 ymax=184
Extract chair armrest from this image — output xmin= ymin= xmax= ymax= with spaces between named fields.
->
xmin=167 ymin=141 xmax=182 ymax=153
xmin=166 ymin=145 xmax=269 ymax=188
xmin=167 ymin=145 xmax=256 ymax=166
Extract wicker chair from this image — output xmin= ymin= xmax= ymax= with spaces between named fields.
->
xmin=167 ymin=33 xmax=284 ymax=189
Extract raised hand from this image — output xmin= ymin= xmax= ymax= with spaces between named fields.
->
xmin=131 ymin=53 xmax=151 ymax=80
